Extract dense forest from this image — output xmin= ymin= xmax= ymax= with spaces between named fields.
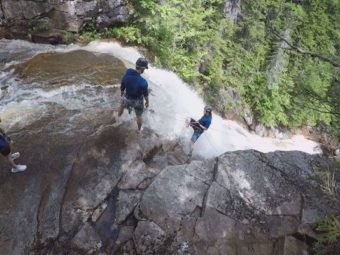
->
xmin=84 ymin=0 xmax=339 ymax=141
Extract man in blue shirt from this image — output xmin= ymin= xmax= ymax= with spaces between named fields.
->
xmin=187 ymin=106 xmax=212 ymax=157
xmin=117 ymin=58 xmax=149 ymax=132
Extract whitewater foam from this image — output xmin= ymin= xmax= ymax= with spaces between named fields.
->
xmin=81 ymin=41 xmax=321 ymax=157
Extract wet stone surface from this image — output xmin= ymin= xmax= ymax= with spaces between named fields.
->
xmin=0 ymin=43 xmax=339 ymax=255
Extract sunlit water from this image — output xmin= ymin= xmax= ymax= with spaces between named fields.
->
xmin=0 ymin=39 xmax=321 ymax=158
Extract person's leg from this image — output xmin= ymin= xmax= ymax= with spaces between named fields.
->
xmin=134 ymin=100 xmax=144 ymax=131
xmin=117 ymin=103 xmax=125 ymax=117
xmin=2 ymin=144 xmax=26 ymax=172
xmin=189 ymin=132 xmax=197 ymax=156
xmin=136 ymin=115 xmax=143 ymax=131
xmin=6 ymin=154 xmax=17 ymax=168
xmin=189 ymin=140 xmax=195 ymax=155
xmin=1 ymin=146 xmax=16 ymax=168
xmin=189 ymin=131 xmax=201 ymax=156
xmin=118 ymin=97 xmax=128 ymax=118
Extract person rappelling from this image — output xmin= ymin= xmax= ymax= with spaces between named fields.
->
xmin=116 ymin=57 xmax=149 ymax=132
xmin=186 ymin=105 xmax=213 ymax=158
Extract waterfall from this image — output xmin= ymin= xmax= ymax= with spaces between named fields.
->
xmin=0 ymin=39 xmax=321 ymax=159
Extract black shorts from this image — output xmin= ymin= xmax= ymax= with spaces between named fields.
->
xmin=121 ymin=97 xmax=144 ymax=116
xmin=0 ymin=145 xmax=11 ymax=157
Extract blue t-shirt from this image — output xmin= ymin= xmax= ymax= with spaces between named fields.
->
xmin=192 ymin=114 xmax=212 ymax=133
xmin=121 ymin=68 xmax=148 ymax=100
xmin=199 ymin=115 xmax=212 ymax=129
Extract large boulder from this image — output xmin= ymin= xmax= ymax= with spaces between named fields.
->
xmin=193 ymin=208 xmax=274 ymax=255
xmin=132 ymin=150 xmax=340 ymax=254
xmin=139 ymin=160 xmax=215 ymax=233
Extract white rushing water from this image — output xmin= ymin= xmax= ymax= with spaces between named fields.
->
xmin=82 ymin=41 xmax=321 ymax=157
xmin=0 ymin=39 xmax=321 ymax=158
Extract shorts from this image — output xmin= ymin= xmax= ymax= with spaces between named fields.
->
xmin=121 ymin=97 xmax=144 ymax=117
xmin=0 ymin=144 xmax=11 ymax=157
xmin=191 ymin=130 xmax=203 ymax=143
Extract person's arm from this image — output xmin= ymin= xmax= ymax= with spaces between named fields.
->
xmin=120 ymin=79 xmax=126 ymax=97
xmin=143 ymin=82 xmax=149 ymax=108
xmin=144 ymin=96 xmax=149 ymax=108
xmin=199 ymin=124 xmax=208 ymax=130
xmin=198 ymin=117 xmax=211 ymax=131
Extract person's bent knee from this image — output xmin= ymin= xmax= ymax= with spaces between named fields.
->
xmin=0 ymin=145 xmax=11 ymax=158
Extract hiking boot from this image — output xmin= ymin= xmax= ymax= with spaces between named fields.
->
xmin=11 ymin=165 xmax=27 ymax=173
xmin=11 ymin=152 xmax=20 ymax=160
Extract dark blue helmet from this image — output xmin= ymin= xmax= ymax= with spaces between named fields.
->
xmin=136 ymin=57 xmax=148 ymax=69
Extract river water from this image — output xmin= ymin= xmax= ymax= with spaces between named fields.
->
xmin=0 ymin=39 xmax=320 ymax=159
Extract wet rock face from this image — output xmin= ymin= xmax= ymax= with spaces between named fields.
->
xmin=2 ymin=124 xmax=339 ymax=255
xmin=0 ymin=0 xmax=130 ymax=43
xmin=0 ymin=44 xmax=339 ymax=255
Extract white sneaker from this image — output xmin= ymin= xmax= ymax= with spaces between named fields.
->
xmin=11 ymin=152 xmax=20 ymax=160
xmin=11 ymin=165 xmax=27 ymax=173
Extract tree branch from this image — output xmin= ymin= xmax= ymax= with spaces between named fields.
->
xmin=292 ymin=99 xmax=340 ymax=117
xmin=269 ymin=26 xmax=340 ymax=68
xmin=250 ymin=0 xmax=340 ymax=68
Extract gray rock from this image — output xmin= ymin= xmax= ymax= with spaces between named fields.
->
xmin=118 ymin=161 xmax=160 ymax=190
xmin=185 ymin=159 xmax=215 ymax=183
xmin=193 ymin=208 xmax=274 ymax=255
xmin=296 ymin=224 xmax=318 ymax=240
xmin=38 ymin=164 xmax=74 ymax=242
xmin=116 ymin=226 xmax=135 ymax=246
xmin=205 ymin=181 xmax=259 ymax=221
xmin=283 ymin=236 xmax=309 ymax=255
xmin=2 ymin=0 xmax=52 ymax=20
xmin=140 ymin=164 xmax=210 ymax=232
xmin=71 ymin=223 xmax=102 ymax=251
xmin=115 ymin=190 xmax=141 ymax=224
xmin=60 ymin=125 xmax=130 ymax=234
xmin=91 ymin=202 xmax=108 ymax=222
xmin=117 ymin=240 xmax=137 ymax=255
xmin=0 ymin=0 xmax=131 ymax=40
xmin=0 ymin=180 xmax=42 ymax=255
xmin=266 ymin=215 xmax=300 ymax=238
xmin=217 ymin=151 xmax=303 ymax=216
xmin=133 ymin=221 xmax=166 ymax=255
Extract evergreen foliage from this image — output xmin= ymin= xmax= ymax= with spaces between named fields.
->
xmin=99 ymin=0 xmax=339 ymax=138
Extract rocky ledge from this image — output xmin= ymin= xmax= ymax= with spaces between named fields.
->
xmin=0 ymin=116 xmax=339 ymax=254
xmin=0 ymin=0 xmax=130 ymax=43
